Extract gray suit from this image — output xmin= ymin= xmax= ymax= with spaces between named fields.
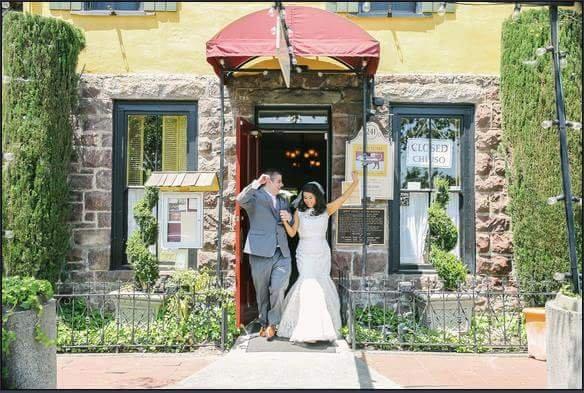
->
xmin=236 ymin=182 xmax=292 ymax=327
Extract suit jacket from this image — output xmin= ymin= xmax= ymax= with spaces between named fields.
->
xmin=236 ymin=182 xmax=291 ymax=258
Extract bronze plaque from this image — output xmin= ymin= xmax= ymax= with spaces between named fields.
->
xmin=336 ymin=208 xmax=386 ymax=246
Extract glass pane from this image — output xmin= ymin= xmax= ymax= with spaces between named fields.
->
xmin=257 ymin=110 xmax=328 ymax=126
xmin=400 ymin=117 xmax=430 ymax=189
xmin=85 ymin=2 xmax=141 ymax=11
xmin=126 ymin=114 xmax=188 ymax=186
xmin=430 ymin=117 xmax=461 ymax=188
xmin=400 ymin=192 xmax=430 ymax=265
xmin=391 ymin=2 xmax=416 ymax=14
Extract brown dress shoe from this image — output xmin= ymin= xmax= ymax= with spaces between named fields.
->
xmin=266 ymin=325 xmax=277 ymax=341
xmin=258 ymin=326 xmax=267 ymax=337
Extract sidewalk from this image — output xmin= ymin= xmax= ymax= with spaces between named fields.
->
xmin=57 ymin=338 xmax=547 ymax=389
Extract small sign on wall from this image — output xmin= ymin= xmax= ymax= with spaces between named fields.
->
xmin=335 ymin=207 xmax=387 ymax=246
xmin=345 ymin=120 xmax=394 ymax=200
xmin=406 ymin=138 xmax=453 ymax=169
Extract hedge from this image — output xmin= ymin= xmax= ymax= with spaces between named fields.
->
xmin=501 ymin=8 xmax=582 ymax=294
xmin=2 ymin=12 xmax=85 ymax=286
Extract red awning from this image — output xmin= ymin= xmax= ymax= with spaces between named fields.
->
xmin=206 ymin=6 xmax=380 ymax=76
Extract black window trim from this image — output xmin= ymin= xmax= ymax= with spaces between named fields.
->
xmin=389 ymin=104 xmax=476 ymax=274
xmin=357 ymin=2 xmax=427 ymax=17
xmin=111 ymin=100 xmax=198 ymax=270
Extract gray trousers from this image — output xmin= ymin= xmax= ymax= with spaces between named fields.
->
xmin=249 ymin=248 xmax=291 ymax=327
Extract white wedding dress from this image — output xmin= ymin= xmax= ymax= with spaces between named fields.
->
xmin=278 ymin=208 xmax=341 ymax=342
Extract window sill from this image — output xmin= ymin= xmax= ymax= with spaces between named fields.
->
xmin=351 ymin=13 xmax=432 ymax=18
xmin=70 ymin=11 xmax=155 ymax=16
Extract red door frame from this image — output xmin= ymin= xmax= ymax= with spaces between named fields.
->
xmin=235 ymin=117 xmax=261 ymax=327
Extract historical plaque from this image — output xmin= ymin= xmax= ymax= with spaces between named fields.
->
xmin=336 ymin=208 xmax=386 ymax=246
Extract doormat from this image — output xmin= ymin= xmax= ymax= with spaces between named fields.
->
xmin=245 ymin=336 xmax=337 ymax=353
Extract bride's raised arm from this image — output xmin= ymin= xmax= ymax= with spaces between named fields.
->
xmin=326 ymin=171 xmax=360 ymax=216
xmin=282 ymin=209 xmax=300 ymax=237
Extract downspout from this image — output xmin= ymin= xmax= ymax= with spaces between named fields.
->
xmin=216 ymin=69 xmax=226 ymax=286
xmin=361 ymin=68 xmax=368 ymax=280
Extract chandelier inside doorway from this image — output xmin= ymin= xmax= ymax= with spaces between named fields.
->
xmin=284 ymin=148 xmax=321 ymax=168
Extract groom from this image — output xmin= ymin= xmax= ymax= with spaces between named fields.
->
xmin=236 ymin=169 xmax=292 ymax=341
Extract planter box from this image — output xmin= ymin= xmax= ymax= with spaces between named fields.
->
xmin=545 ymin=292 xmax=582 ymax=389
xmin=522 ymin=307 xmax=546 ymax=360
xmin=108 ymin=291 xmax=164 ymax=324
xmin=416 ymin=292 xmax=474 ymax=333
xmin=2 ymin=299 xmax=56 ymax=389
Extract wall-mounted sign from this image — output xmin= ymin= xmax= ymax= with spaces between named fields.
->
xmin=345 ymin=121 xmax=394 ymax=200
xmin=335 ymin=207 xmax=387 ymax=246
xmin=405 ymin=138 xmax=453 ymax=169
xmin=160 ymin=192 xmax=203 ymax=249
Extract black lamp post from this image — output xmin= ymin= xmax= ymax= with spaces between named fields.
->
xmin=547 ymin=4 xmax=581 ymax=293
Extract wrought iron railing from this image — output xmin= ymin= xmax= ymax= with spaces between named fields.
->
xmin=336 ymin=269 xmax=557 ymax=352
xmin=54 ymin=279 xmax=236 ymax=353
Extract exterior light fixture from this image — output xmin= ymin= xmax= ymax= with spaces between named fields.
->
xmin=3 ymin=152 xmax=14 ymax=162
xmin=522 ymin=59 xmax=538 ymax=67
xmin=437 ymin=2 xmax=447 ymax=16
xmin=250 ymin=130 xmax=260 ymax=137
xmin=541 ymin=119 xmax=558 ymax=129
xmin=566 ymin=121 xmax=582 ymax=130
xmin=547 ymin=195 xmax=564 ymax=205
xmin=317 ymin=71 xmax=323 ymax=77
xmin=512 ymin=3 xmax=521 ymax=21
xmin=4 ymin=230 xmax=14 ymax=240
xmin=535 ymin=46 xmax=553 ymax=57
xmin=362 ymin=2 xmax=371 ymax=12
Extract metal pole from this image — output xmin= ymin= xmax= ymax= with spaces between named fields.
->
xmin=361 ymin=72 xmax=368 ymax=279
xmin=549 ymin=5 xmax=580 ymax=293
xmin=216 ymin=71 xmax=226 ymax=286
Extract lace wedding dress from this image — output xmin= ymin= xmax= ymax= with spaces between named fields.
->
xmin=278 ymin=209 xmax=341 ymax=342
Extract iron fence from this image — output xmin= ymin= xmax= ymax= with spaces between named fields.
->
xmin=337 ymin=270 xmax=558 ymax=352
xmin=54 ymin=279 xmax=236 ymax=353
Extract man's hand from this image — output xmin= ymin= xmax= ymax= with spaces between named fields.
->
xmin=279 ymin=210 xmax=291 ymax=223
xmin=258 ymin=174 xmax=271 ymax=185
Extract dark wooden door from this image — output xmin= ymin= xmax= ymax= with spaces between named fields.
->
xmin=235 ymin=117 xmax=261 ymax=327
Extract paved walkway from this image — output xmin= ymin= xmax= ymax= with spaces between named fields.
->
xmin=57 ymin=337 xmax=547 ymax=389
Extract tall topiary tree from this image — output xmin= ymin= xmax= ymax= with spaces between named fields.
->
xmin=2 ymin=12 xmax=85 ymax=286
xmin=501 ymin=9 xmax=582 ymax=295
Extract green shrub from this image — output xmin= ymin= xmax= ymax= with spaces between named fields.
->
xmin=501 ymin=9 xmax=582 ymax=295
xmin=126 ymin=187 xmax=159 ymax=289
xmin=1 ymin=12 xmax=85 ymax=286
xmin=430 ymin=246 xmax=468 ymax=291
xmin=427 ymin=177 xmax=467 ymax=290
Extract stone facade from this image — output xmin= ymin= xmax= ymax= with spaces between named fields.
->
xmin=66 ymin=72 xmax=512 ymax=288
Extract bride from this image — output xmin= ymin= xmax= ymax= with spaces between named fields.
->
xmin=277 ymin=171 xmax=360 ymax=343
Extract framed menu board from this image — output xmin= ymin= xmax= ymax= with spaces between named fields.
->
xmin=335 ymin=207 xmax=387 ymax=246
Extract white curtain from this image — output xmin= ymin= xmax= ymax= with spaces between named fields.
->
xmin=400 ymin=192 xmax=460 ymax=265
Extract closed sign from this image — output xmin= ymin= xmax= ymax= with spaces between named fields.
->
xmin=406 ymin=138 xmax=453 ymax=169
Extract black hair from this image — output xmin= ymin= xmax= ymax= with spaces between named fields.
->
xmin=297 ymin=183 xmax=327 ymax=216
xmin=262 ymin=169 xmax=282 ymax=181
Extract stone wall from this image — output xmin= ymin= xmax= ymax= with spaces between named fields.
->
xmin=66 ymin=72 xmax=512 ymax=288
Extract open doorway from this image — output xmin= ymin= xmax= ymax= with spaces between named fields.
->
xmin=260 ymin=131 xmax=329 ymax=292
xmin=234 ymin=107 xmax=332 ymax=327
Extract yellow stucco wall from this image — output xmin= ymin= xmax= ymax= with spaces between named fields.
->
xmin=24 ymin=2 xmax=514 ymax=75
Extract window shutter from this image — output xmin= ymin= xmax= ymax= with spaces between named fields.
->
xmin=162 ymin=116 xmax=187 ymax=171
xmin=49 ymin=2 xmax=71 ymax=10
xmin=325 ymin=2 xmax=337 ymax=12
xmin=127 ymin=116 xmax=145 ymax=186
xmin=70 ymin=2 xmax=83 ymax=11
xmin=144 ymin=2 xmax=177 ymax=12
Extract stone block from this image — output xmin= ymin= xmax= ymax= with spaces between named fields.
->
xmin=81 ymin=134 xmax=99 ymax=147
xmin=95 ymin=169 xmax=112 ymax=190
xmin=81 ymin=148 xmax=112 ymax=168
xmin=69 ymin=175 xmax=93 ymax=191
xmin=73 ymin=229 xmax=110 ymax=246
xmin=476 ymin=234 xmax=490 ymax=253
xmin=476 ymin=194 xmax=490 ymax=212
xmin=85 ymin=191 xmax=111 ymax=211
xmin=475 ymin=152 xmax=492 ymax=175
xmin=88 ymin=248 xmax=111 ymax=270
xmin=491 ymin=233 xmax=512 ymax=254
xmin=68 ymin=203 xmax=83 ymax=222
xmin=475 ymin=175 xmax=505 ymax=192
xmin=488 ymin=215 xmax=510 ymax=232
xmin=84 ymin=212 xmax=96 ymax=222
xmin=476 ymin=129 xmax=502 ymax=149
xmin=97 ymin=212 xmax=111 ymax=228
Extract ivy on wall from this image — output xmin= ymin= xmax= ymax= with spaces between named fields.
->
xmin=2 ymin=12 xmax=85 ymax=286
xmin=500 ymin=9 xmax=582 ymax=293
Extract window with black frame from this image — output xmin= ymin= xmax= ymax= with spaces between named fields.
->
xmin=84 ymin=2 xmax=142 ymax=11
xmin=391 ymin=106 xmax=474 ymax=272
xmin=111 ymin=102 xmax=197 ymax=269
